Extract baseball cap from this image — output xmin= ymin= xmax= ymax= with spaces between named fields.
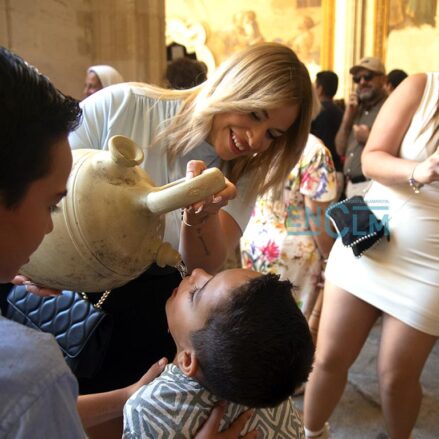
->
xmin=350 ymin=57 xmax=386 ymax=75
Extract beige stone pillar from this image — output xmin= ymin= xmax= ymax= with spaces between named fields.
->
xmin=0 ymin=1 xmax=166 ymax=98
xmin=0 ymin=0 xmax=93 ymax=99
xmin=90 ymin=0 xmax=166 ymax=85
xmin=333 ymin=0 xmax=367 ymax=99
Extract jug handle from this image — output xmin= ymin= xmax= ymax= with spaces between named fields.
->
xmin=143 ymin=168 xmax=226 ymax=215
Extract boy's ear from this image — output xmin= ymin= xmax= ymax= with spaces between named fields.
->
xmin=176 ymin=349 xmax=199 ymax=377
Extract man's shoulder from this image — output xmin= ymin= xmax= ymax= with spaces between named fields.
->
xmin=0 ymin=317 xmax=71 ymax=384
xmin=322 ymin=100 xmax=343 ymax=113
xmin=372 ymin=93 xmax=387 ymax=110
xmin=314 ymin=101 xmax=343 ymax=126
xmin=0 ymin=318 xmax=79 ymax=437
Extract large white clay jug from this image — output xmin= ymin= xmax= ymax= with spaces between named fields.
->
xmin=20 ymin=135 xmax=226 ymax=291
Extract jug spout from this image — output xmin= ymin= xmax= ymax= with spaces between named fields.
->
xmin=142 ymin=168 xmax=226 ymax=215
xmin=155 ymin=242 xmax=182 ymax=268
xmin=109 ymin=135 xmax=144 ymax=168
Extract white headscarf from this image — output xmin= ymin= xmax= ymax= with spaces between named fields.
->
xmin=88 ymin=65 xmax=124 ymax=88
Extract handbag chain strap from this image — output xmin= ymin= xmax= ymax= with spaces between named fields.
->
xmin=80 ymin=290 xmax=111 ymax=310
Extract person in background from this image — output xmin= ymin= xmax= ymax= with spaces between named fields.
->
xmin=335 ymin=57 xmax=387 ymax=198
xmin=123 ymin=269 xmax=314 ymax=438
xmin=304 ymin=72 xmax=439 ymax=439
xmin=83 ymin=64 xmax=124 ymax=99
xmin=165 ymin=57 xmax=208 ymax=89
xmin=241 ymin=133 xmax=336 ymax=332
xmin=311 ymin=70 xmax=343 ymax=200
xmin=384 ymin=68 xmax=408 ymax=95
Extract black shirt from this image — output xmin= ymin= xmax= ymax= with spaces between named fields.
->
xmin=311 ymin=100 xmax=343 ymax=171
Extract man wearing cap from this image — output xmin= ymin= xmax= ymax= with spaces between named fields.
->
xmin=335 ymin=56 xmax=387 ymax=197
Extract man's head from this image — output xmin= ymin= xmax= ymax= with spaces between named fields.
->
xmin=315 ymin=70 xmax=339 ymax=99
xmin=0 ymin=47 xmax=81 ymax=281
xmin=165 ymin=58 xmax=208 ymax=90
xmin=166 ymin=268 xmax=315 ymax=407
xmin=350 ymin=56 xmax=386 ymax=102
xmin=384 ymin=69 xmax=408 ymax=94
xmin=83 ymin=65 xmax=124 ymax=99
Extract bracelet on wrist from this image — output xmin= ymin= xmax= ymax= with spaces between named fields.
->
xmin=408 ymin=165 xmax=424 ymax=194
xmin=181 ymin=208 xmax=209 ymax=227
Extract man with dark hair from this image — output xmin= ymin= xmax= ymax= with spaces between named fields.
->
xmin=165 ymin=57 xmax=208 ymax=89
xmin=124 ymin=268 xmax=314 ymax=438
xmin=384 ymin=69 xmax=408 ymax=94
xmin=0 ymin=47 xmax=175 ymax=439
xmin=311 ymin=70 xmax=343 ymax=198
xmin=335 ymin=57 xmax=387 ymax=198
xmin=0 ymin=46 xmax=85 ymax=438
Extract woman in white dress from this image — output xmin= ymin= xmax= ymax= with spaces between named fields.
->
xmin=304 ymin=72 xmax=439 ymax=439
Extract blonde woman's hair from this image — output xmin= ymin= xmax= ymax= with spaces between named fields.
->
xmin=140 ymin=43 xmax=314 ymax=201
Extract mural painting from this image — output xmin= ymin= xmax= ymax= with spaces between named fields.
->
xmin=386 ymin=0 xmax=439 ymax=73
xmin=165 ymin=0 xmax=324 ymax=77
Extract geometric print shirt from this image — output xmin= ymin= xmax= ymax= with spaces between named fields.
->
xmin=123 ymin=364 xmax=304 ymax=438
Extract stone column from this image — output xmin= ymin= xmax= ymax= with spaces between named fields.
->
xmin=91 ymin=0 xmax=166 ymax=85
xmin=333 ymin=0 xmax=366 ymax=99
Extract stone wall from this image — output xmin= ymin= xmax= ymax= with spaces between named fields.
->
xmin=0 ymin=0 xmax=165 ymax=100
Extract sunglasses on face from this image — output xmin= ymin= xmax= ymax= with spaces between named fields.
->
xmin=353 ymin=72 xmax=376 ymax=83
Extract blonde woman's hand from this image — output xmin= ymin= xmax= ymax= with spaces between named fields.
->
xmin=11 ymin=274 xmax=61 ymax=297
xmin=184 ymin=160 xmax=237 ymax=220
xmin=412 ymin=147 xmax=439 ymax=185
xmin=194 ymin=402 xmax=258 ymax=439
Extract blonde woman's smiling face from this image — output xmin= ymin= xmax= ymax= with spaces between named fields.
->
xmin=207 ymin=104 xmax=299 ymax=161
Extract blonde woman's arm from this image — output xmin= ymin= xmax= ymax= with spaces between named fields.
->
xmin=179 ymin=161 xmax=240 ymax=274
xmin=362 ymin=73 xmax=439 ymax=186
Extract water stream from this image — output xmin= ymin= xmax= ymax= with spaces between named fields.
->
xmin=175 ymin=260 xmax=188 ymax=279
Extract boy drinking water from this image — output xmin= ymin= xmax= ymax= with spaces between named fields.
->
xmin=123 ymin=268 xmax=314 ymax=438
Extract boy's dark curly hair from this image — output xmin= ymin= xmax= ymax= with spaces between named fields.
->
xmin=192 ymin=273 xmax=315 ymax=407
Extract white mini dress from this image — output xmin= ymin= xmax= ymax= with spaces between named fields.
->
xmin=326 ymin=72 xmax=439 ymax=336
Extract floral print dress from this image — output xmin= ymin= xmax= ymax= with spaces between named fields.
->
xmin=241 ymin=134 xmax=337 ymax=318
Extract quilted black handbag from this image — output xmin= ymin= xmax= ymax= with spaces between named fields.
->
xmin=6 ymin=286 xmax=113 ymax=379
xmin=326 ymin=195 xmax=390 ymax=257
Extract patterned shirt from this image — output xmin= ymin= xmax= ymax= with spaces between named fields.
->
xmin=241 ymin=134 xmax=336 ymax=317
xmin=123 ymin=364 xmax=304 ymax=439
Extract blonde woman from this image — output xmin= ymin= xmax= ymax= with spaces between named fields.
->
xmin=68 ymin=42 xmax=314 ymax=397
xmin=0 ymin=46 xmax=259 ymax=439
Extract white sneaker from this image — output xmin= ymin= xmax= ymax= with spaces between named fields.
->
xmin=304 ymin=422 xmax=329 ymax=438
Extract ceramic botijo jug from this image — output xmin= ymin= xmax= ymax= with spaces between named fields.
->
xmin=20 ymin=135 xmax=226 ymax=291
